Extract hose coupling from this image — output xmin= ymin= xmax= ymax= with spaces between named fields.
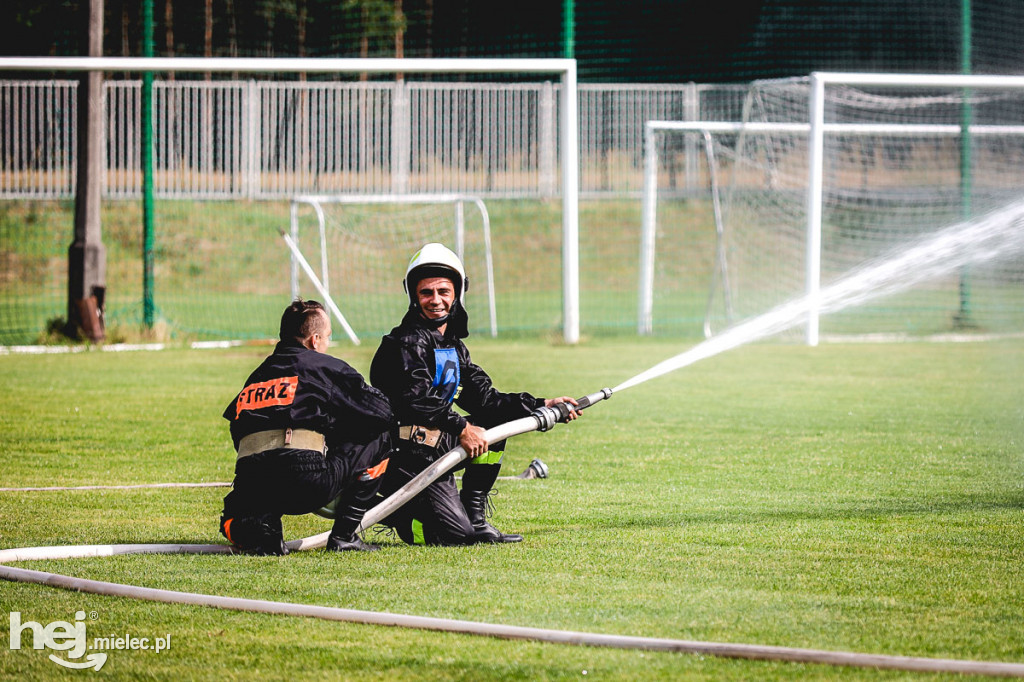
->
xmin=532 ymin=405 xmax=561 ymax=432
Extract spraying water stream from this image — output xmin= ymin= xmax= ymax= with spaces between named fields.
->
xmin=614 ymin=198 xmax=1024 ymax=393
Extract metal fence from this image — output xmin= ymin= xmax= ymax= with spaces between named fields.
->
xmin=0 ymin=79 xmax=748 ymax=200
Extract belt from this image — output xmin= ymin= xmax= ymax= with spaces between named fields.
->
xmin=397 ymin=424 xmax=442 ymax=448
xmin=237 ymin=428 xmax=326 ymax=459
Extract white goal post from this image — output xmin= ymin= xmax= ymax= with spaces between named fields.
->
xmin=288 ymin=193 xmax=497 ymax=341
xmin=641 ymin=72 xmax=1024 ymax=344
xmin=0 ymin=57 xmax=582 ymax=344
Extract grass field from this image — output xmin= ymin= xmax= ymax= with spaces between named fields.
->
xmin=2 ymin=336 xmax=1023 ymax=680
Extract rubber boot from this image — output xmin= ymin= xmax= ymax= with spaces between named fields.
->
xmin=220 ymin=514 xmax=289 ymax=556
xmin=326 ymin=516 xmax=380 ymax=551
xmin=460 ymin=463 xmax=523 ymax=543
xmin=326 ymin=477 xmax=382 ymax=552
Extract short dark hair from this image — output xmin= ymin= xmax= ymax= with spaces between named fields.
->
xmin=279 ymin=298 xmax=327 ymax=342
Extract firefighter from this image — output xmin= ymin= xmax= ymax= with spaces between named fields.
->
xmin=369 ymin=243 xmax=579 ymax=545
xmin=220 ymin=299 xmax=395 ymax=555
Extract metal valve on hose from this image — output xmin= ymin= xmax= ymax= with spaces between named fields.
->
xmin=531 ymin=387 xmax=612 ymax=432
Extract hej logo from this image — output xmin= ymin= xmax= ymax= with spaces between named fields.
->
xmin=9 ymin=610 xmax=107 ymax=671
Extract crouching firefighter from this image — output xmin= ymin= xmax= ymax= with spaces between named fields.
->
xmin=368 ymin=243 xmax=580 ymax=546
xmin=220 ymin=298 xmax=396 ymax=555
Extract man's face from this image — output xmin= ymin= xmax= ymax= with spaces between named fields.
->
xmin=416 ymin=276 xmax=456 ymax=321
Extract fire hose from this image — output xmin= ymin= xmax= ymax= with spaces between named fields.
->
xmin=301 ymin=387 xmax=613 ymax=549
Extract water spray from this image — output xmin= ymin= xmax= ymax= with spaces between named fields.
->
xmin=617 ymin=197 xmax=1024 ymax=393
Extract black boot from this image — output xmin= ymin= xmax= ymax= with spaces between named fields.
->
xmin=327 ymin=507 xmax=380 ymax=551
xmin=326 ymin=532 xmax=380 ymax=552
xmin=460 ymin=463 xmax=523 ymax=543
xmin=326 ymin=478 xmax=382 ymax=552
xmin=220 ymin=514 xmax=289 ymax=556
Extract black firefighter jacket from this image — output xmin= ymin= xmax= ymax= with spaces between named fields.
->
xmin=224 ymin=340 xmax=395 ymax=455
xmin=369 ymin=309 xmax=544 ymax=441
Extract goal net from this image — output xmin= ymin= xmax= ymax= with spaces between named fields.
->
xmin=642 ymin=74 xmax=1024 ymax=341
xmin=287 ymin=194 xmax=496 ymax=341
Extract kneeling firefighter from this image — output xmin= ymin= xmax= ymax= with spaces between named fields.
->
xmin=367 ymin=243 xmax=580 ymax=545
xmin=220 ymin=299 xmax=396 ymax=555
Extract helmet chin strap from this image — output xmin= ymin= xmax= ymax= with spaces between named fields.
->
xmin=420 ymin=312 xmax=449 ymax=329
xmin=409 ymin=299 xmax=450 ymax=329
xmin=411 ymin=299 xmax=468 ymax=338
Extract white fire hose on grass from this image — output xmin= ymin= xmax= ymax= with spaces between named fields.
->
xmin=4 ymin=386 xmax=1024 ymax=677
xmin=302 ymin=387 xmax=613 ymax=544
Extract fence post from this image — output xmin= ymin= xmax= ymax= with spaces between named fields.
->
xmin=391 ymin=79 xmax=410 ymax=194
xmin=67 ymin=0 xmax=106 ymax=341
xmin=141 ymin=0 xmax=155 ymax=329
xmin=244 ymin=79 xmax=259 ymax=199
xmin=684 ymin=82 xmax=699 ymax=193
xmin=540 ymin=81 xmax=556 ymax=197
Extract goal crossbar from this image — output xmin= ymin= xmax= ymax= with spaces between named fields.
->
xmin=645 ymin=121 xmax=1024 ymax=137
xmin=0 ymin=56 xmax=575 ymax=75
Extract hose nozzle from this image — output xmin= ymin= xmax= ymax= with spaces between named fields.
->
xmin=575 ymin=387 xmax=613 ymax=411
xmin=531 ymin=387 xmax=612 ymax=432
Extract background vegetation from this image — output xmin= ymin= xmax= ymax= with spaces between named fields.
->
xmin=3 ymin=0 xmax=1024 ymax=83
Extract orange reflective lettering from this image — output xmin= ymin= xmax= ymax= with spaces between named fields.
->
xmin=235 ymin=376 xmax=299 ymax=418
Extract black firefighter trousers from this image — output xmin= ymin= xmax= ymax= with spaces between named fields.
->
xmin=220 ymin=432 xmax=391 ymax=549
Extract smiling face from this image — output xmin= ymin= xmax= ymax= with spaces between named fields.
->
xmin=415 ymin=276 xmax=456 ymax=321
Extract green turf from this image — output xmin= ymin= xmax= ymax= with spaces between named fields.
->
xmin=1 ymin=337 xmax=1023 ymax=680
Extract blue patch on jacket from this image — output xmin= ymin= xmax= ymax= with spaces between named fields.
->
xmin=433 ymin=348 xmax=460 ymax=404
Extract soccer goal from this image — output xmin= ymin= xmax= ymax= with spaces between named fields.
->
xmin=286 ymin=194 xmax=496 ymax=341
xmin=0 ymin=57 xmax=581 ymax=344
xmin=640 ymin=72 xmax=1024 ymax=343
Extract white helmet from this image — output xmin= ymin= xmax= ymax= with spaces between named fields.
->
xmin=403 ymin=242 xmax=469 ymax=300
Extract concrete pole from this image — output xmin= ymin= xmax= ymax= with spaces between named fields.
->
xmin=68 ymin=0 xmax=106 ymax=341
